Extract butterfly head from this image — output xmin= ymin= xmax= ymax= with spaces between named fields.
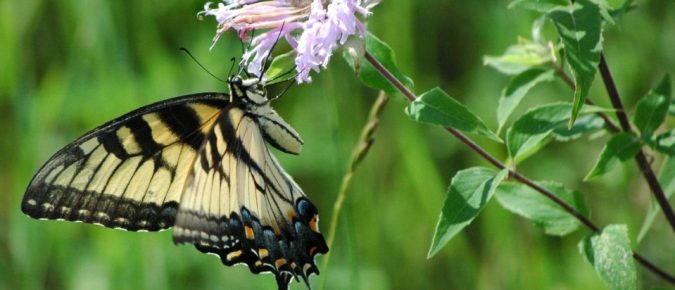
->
xmin=227 ymin=75 xmax=269 ymax=106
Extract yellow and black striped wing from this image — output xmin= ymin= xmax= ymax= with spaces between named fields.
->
xmin=172 ymin=106 xmax=328 ymax=287
xmin=21 ymin=93 xmax=229 ymax=231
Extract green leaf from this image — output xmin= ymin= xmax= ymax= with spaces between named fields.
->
xmin=265 ymin=51 xmax=295 ymax=83
xmin=483 ymin=37 xmax=554 ymax=75
xmin=495 ymin=181 xmax=587 ymax=236
xmin=552 ymin=114 xmax=606 ymax=141
xmin=509 ymin=0 xmax=568 ymax=12
xmin=585 ymin=132 xmax=641 ymax=180
xmin=608 ymin=0 xmax=636 ymax=20
xmin=633 ymin=75 xmax=671 ymax=136
xmin=548 ymin=0 xmax=603 ymax=127
xmin=345 ymin=32 xmax=414 ymax=99
xmin=507 ymin=102 xmax=608 ymax=162
xmin=497 ymin=68 xmax=555 ymax=132
xmin=427 ymin=168 xmax=508 ymax=258
xmin=406 ymin=87 xmax=502 ymax=142
xmin=637 ymin=156 xmax=675 ymax=242
xmin=578 ymin=225 xmax=637 ymax=290
xmin=645 ymin=129 xmax=675 ymax=156
xmin=507 ymin=103 xmax=572 ymax=162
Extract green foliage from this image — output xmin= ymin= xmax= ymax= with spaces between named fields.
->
xmin=406 ymin=87 xmax=502 ymax=142
xmin=345 ymin=32 xmax=413 ymax=99
xmin=579 ymin=225 xmax=637 ymax=290
xmin=427 ymin=168 xmax=508 ymax=258
xmin=483 ymin=37 xmax=554 ymax=75
xmin=495 ymin=181 xmax=587 ymax=236
xmin=547 ymin=0 xmax=603 ymax=127
xmin=633 ymin=75 xmax=671 ymax=137
xmin=552 ymin=114 xmax=606 ymax=141
xmin=497 ymin=68 xmax=555 ymax=132
xmin=637 ymin=156 xmax=675 ymax=242
xmin=648 ymin=129 xmax=675 ymax=156
xmin=509 ymin=0 xmax=568 ymax=12
xmin=585 ymin=132 xmax=641 ymax=180
xmin=669 ymin=99 xmax=675 ymax=117
xmin=506 ymin=103 xmax=608 ymax=162
xmin=265 ymin=51 xmax=296 ymax=83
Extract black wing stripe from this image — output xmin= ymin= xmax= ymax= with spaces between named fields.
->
xmin=127 ymin=118 xmax=162 ymax=155
xmin=99 ymin=132 xmax=128 ymax=160
xmin=158 ymin=105 xmax=204 ymax=150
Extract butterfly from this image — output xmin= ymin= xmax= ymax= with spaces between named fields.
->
xmin=21 ymin=75 xmax=328 ymax=289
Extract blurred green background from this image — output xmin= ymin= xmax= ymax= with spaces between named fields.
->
xmin=1 ymin=0 xmax=674 ymax=289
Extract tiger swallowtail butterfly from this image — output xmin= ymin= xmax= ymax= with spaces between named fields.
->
xmin=21 ymin=75 xmax=328 ymax=289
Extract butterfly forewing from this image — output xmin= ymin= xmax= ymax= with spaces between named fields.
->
xmin=22 ymin=93 xmax=228 ymax=231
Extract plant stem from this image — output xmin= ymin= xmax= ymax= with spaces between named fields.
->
xmin=597 ymin=53 xmax=675 ymax=232
xmin=364 ymin=51 xmax=675 ymax=284
xmin=320 ymin=91 xmax=389 ymax=290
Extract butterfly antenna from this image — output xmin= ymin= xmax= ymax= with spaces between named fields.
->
xmin=270 ymin=76 xmax=297 ymax=101
xmin=268 ymin=65 xmax=298 ymax=84
xmin=179 ymin=47 xmax=227 ymax=83
xmin=258 ymin=22 xmax=286 ymax=83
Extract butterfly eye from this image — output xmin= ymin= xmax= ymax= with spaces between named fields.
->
xmin=230 ymin=76 xmax=243 ymax=86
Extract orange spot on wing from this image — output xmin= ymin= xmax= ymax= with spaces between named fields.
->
xmin=258 ymin=248 xmax=269 ymax=258
xmin=309 ymin=215 xmax=319 ymax=232
xmin=226 ymin=250 xmax=242 ymax=261
xmin=275 ymin=258 xmax=287 ymax=268
xmin=245 ymin=225 xmax=254 ymax=240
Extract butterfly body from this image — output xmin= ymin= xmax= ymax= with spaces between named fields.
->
xmin=21 ymin=77 xmax=327 ymax=289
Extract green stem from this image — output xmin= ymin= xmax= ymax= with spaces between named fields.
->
xmin=320 ymin=91 xmax=389 ymax=290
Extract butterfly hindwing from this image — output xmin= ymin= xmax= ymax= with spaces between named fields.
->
xmin=253 ymin=105 xmax=304 ymax=155
xmin=172 ymin=105 xmax=328 ymax=286
xmin=22 ymin=93 xmax=229 ymax=231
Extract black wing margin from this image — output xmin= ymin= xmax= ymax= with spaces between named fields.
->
xmin=21 ymin=93 xmax=229 ymax=231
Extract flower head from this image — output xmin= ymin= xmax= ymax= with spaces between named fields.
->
xmin=200 ymin=0 xmax=377 ymax=83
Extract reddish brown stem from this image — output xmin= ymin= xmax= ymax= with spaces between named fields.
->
xmin=597 ymin=54 xmax=675 ymax=233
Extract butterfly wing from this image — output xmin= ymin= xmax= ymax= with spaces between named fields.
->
xmin=21 ymin=93 xmax=229 ymax=231
xmin=172 ymin=106 xmax=328 ymax=287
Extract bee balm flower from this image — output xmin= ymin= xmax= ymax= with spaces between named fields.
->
xmin=200 ymin=0 xmax=378 ymax=83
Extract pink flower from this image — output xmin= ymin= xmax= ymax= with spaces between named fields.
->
xmin=200 ymin=0 xmax=377 ymax=83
